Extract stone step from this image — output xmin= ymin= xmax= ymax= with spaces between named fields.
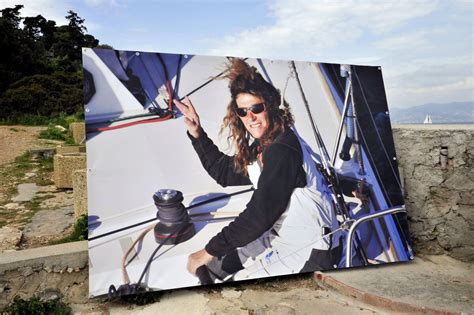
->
xmin=315 ymin=255 xmax=473 ymax=314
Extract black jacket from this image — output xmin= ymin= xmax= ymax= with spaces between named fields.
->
xmin=188 ymin=128 xmax=307 ymax=257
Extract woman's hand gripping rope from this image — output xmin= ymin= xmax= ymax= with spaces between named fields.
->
xmin=187 ymin=248 xmax=214 ymax=276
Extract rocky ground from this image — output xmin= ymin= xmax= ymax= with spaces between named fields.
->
xmin=0 ymin=126 xmax=76 ymax=251
xmin=1 ymin=265 xmax=383 ymax=314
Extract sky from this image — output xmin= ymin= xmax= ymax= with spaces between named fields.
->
xmin=1 ymin=0 xmax=473 ymax=109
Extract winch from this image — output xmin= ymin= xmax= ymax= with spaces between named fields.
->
xmin=153 ymin=189 xmax=195 ymax=245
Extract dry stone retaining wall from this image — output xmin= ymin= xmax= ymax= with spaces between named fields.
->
xmin=393 ymin=125 xmax=474 ymax=261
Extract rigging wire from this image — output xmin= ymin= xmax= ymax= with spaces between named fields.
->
xmin=173 ymin=55 xmax=183 ymax=99
xmin=178 ymin=57 xmax=248 ymax=101
xmin=135 ymin=222 xmax=188 ymax=288
xmin=289 ymin=61 xmax=333 ymax=172
xmin=89 ymin=188 xmax=254 ymax=241
xmin=87 ymin=114 xmax=173 ymax=132
xmin=121 ymin=211 xmax=241 ymax=286
xmin=352 ymin=67 xmax=403 ymax=191
xmin=136 ymin=53 xmax=162 ymax=111
xmin=289 ymin=61 xmax=368 ymax=265
xmin=349 ymin=67 xmax=410 ymax=251
xmin=156 ymin=53 xmax=174 ymax=112
xmin=88 ymin=56 xmax=245 ymax=132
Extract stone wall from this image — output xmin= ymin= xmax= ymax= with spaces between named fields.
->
xmin=393 ymin=125 xmax=474 ymax=262
xmin=0 ymin=241 xmax=88 ymax=309
xmin=53 ymin=153 xmax=86 ymax=189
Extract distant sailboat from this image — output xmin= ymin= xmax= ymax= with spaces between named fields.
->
xmin=423 ymin=114 xmax=432 ymax=124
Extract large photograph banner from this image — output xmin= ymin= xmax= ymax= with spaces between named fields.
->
xmin=83 ymin=48 xmax=413 ymax=297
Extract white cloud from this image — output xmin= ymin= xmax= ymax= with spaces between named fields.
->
xmin=206 ymin=0 xmax=437 ymax=59
xmin=204 ymin=0 xmax=473 ymax=107
xmin=0 ymin=0 xmax=70 ymax=25
xmin=83 ymin=0 xmax=124 ymax=9
xmin=384 ymin=56 xmax=474 ymax=106
xmin=373 ymin=29 xmax=441 ymax=52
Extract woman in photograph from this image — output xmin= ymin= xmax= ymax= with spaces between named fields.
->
xmin=174 ymin=59 xmax=342 ymax=280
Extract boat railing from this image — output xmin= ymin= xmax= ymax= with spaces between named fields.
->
xmin=345 ymin=206 xmax=407 ymax=267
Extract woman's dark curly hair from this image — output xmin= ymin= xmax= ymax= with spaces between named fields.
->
xmin=220 ymin=58 xmax=294 ymax=174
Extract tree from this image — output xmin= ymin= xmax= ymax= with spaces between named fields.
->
xmin=0 ymin=5 xmax=101 ymax=121
xmin=0 ymin=5 xmax=45 ymax=92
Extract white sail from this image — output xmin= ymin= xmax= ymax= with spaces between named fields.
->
xmin=423 ymin=114 xmax=432 ymax=124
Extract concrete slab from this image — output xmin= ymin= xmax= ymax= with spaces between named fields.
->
xmin=53 ymin=153 xmax=86 ymax=189
xmin=0 ymin=241 xmax=88 ymax=273
xmin=56 ymin=145 xmax=86 ymax=155
xmin=316 ymin=255 xmax=474 ymax=314
xmin=69 ymin=122 xmax=85 ymax=145
xmin=23 ymin=208 xmax=75 ymax=240
xmin=12 ymin=183 xmax=38 ymax=202
xmin=72 ymin=169 xmax=87 ymax=218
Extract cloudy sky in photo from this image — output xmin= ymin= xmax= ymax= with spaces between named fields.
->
xmin=2 ymin=0 xmax=473 ymax=108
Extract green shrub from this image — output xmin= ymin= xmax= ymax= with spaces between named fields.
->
xmin=0 ymin=72 xmax=83 ymax=121
xmin=49 ymin=214 xmax=87 ymax=245
xmin=3 ymin=296 xmax=71 ymax=315
xmin=38 ymin=123 xmax=75 ymax=144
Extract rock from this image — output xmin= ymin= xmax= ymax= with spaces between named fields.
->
xmin=39 ymin=192 xmax=74 ymax=209
xmin=39 ymin=288 xmax=62 ymax=301
xmin=12 ymin=183 xmax=38 ymax=202
xmin=53 ymin=265 xmax=62 ymax=273
xmin=3 ymin=203 xmax=20 ymax=210
xmin=23 ymin=172 xmax=36 ymax=179
xmin=54 ymin=125 xmax=67 ymax=132
xmin=20 ymin=267 xmax=34 ymax=277
xmin=0 ymin=226 xmax=22 ymax=252
xmin=221 ymin=288 xmax=242 ymax=299
xmin=44 ymin=266 xmax=52 ymax=273
xmin=65 ymin=281 xmax=88 ymax=304
xmin=37 ymin=185 xmax=57 ymax=193
xmin=67 ymin=267 xmax=73 ymax=273
xmin=23 ymin=208 xmax=75 ymax=241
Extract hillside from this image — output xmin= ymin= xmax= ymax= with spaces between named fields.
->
xmin=389 ymin=102 xmax=474 ymax=124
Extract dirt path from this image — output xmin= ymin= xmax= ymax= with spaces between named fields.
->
xmin=0 ymin=125 xmax=47 ymax=166
xmin=0 ymin=125 xmax=76 ymax=251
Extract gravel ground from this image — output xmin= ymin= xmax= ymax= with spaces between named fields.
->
xmin=0 ymin=126 xmax=46 ymax=166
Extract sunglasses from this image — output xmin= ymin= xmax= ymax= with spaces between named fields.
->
xmin=235 ymin=103 xmax=266 ymax=117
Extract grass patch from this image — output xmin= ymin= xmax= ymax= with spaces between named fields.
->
xmin=49 ymin=215 xmax=88 ymax=245
xmin=24 ymin=194 xmax=55 ymax=211
xmin=18 ymin=194 xmax=56 ymax=225
xmin=40 ymin=157 xmax=54 ymax=171
xmin=0 ymin=112 xmax=83 ymax=127
xmin=35 ymin=157 xmax=54 ymax=186
xmin=3 ymin=296 xmax=71 ymax=315
xmin=24 ymin=199 xmax=42 ymax=212
xmin=35 ymin=176 xmax=54 ymax=186
xmin=9 ymin=127 xmax=19 ymax=132
xmin=14 ymin=152 xmax=32 ymax=170
xmin=39 ymin=125 xmax=75 ymax=144
xmin=6 ymin=185 xmax=19 ymax=199
xmin=0 ymin=220 xmax=7 ymax=228
xmin=0 ymin=209 xmax=17 ymax=220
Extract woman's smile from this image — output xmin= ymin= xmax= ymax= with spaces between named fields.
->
xmin=236 ymin=93 xmax=269 ymax=139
